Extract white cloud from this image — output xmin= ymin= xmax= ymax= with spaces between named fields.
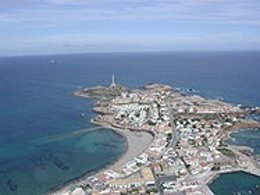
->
xmin=0 ymin=0 xmax=260 ymax=55
xmin=0 ymin=0 xmax=259 ymax=25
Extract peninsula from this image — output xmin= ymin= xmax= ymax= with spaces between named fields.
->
xmin=51 ymin=76 xmax=260 ymax=195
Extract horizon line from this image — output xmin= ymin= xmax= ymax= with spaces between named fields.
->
xmin=1 ymin=49 xmax=260 ymax=58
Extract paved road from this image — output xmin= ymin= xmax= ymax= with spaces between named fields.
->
xmin=165 ymin=96 xmax=179 ymax=148
xmin=153 ymin=97 xmax=180 ymax=195
xmin=151 ymin=166 xmax=164 ymax=195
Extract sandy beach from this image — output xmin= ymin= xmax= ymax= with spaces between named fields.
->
xmin=103 ymin=127 xmax=154 ymax=169
xmin=49 ymin=126 xmax=154 ymax=195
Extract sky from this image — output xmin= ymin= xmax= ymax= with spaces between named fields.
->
xmin=0 ymin=0 xmax=260 ymax=56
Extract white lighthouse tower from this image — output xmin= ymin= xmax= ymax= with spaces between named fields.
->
xmin=110 ymin=74 xmax=116 ymax=87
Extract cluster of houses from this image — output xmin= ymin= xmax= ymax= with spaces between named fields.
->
xmin=61 ymin=83 xmax=254 ymax=195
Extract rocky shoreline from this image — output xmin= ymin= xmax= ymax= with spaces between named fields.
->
xmin=49 ymin=82 xmax=260 ymax=195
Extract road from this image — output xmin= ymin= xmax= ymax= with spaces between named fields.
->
xmin=151 ymin=166 xmax=164 ymax=195
xmin=152 ymin=97 xmax=180 ymax=195
xmin=165 ymin=96 xmax=179 ymax=148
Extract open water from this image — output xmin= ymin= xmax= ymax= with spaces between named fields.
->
xmin=0 ymin=51 xmax=259 ymax=194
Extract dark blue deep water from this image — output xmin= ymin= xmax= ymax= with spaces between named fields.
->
xmin=209 ymin=171 xmax=260 ymax=195
xmin=227 ymin=128 xmax=260 ymax=155
xmin=0 ymin=51 xmax=260 ymax=194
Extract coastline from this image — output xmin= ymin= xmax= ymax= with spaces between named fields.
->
xmin=98 ymin=125 xmax=154 ymax=169
xmin=48 ymin=124 xmax=154 ymax=195
xmin=224 ymin=122 xmax=260 ymax=154
xmin=204 ymin=126 xmax=260 ymax=192
xmin=50 ymin=83 xmax=260 ymax=195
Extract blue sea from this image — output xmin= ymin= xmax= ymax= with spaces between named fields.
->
xmin=0 ymin=51 xmax=260 ymax=194
xmin=227 ymin=128 xmax=260 ymax=155
xmin=209 ymin=171 xmax=260 ymax=195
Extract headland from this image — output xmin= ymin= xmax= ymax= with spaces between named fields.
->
xmin=50 ymin=76 xmax=260 ymax=195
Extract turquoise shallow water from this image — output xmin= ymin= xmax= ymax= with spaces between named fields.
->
xmin=0 ymin=129 xmax=125 ymax=195
xmin=0 ymin=52 xmax=259 ymax=194
xmin=209 ymin=171 xmax=260 ymax=195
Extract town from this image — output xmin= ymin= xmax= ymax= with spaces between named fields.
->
xmin=59 ymin=77 xmax=260 ymax=195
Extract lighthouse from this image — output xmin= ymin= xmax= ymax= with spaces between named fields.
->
xmin=110 ymin=74 xmax=116 ymax=87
